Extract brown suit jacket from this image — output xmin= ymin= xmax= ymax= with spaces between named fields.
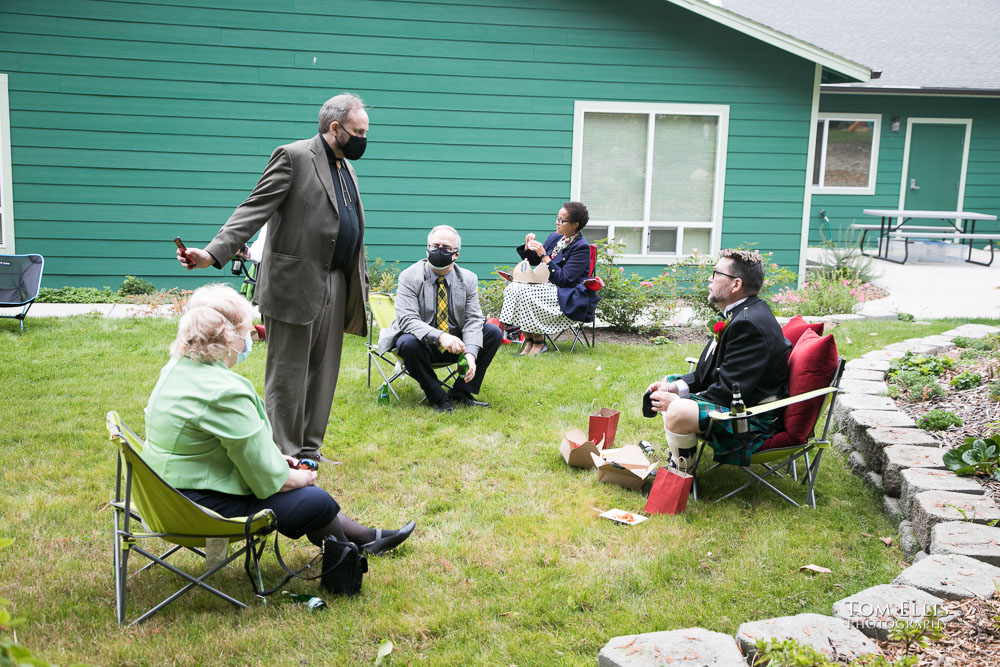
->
xmin=205 ymin=134 xmax=369 ymax=333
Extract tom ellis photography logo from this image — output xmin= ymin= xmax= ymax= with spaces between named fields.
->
xmin=846 ymin=601 xmax=943 ymax=630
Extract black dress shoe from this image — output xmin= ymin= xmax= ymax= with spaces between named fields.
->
xmin=431 ymin=399 xmax=455 ymax=413
xmin=449 ymin=392 xmax=490 ymax=408
xmin=361 ymin=520 xmax=416 ymax=556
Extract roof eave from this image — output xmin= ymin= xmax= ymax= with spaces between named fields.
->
xmin=821 ymin=84 xmax=1000 ymax=97
xmin=665 ymin=0 xmax=872 ymax=83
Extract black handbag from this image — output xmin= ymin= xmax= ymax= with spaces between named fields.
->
xmin=320 ymin=537 xmax=368 ymax=595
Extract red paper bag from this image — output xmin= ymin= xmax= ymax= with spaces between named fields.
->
xmin=589 ymin=400 xmax=620 ymax=448
xmin=644 ymin=467 xmax=693 ymax=515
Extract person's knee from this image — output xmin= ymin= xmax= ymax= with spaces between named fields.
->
xmin=664 ymin=399 xmax=699 ymax=434
xmin=482 ymin=323 xmax=502 ymax=345
xmin=395 ymin=334 xmax=421 ymax=357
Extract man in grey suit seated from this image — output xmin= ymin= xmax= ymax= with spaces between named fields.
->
xmin=378 ymin=225 xmax=502 ymax=413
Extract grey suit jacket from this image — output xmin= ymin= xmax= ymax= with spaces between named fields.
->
xmin=204 ymin=134 xmax=369 ymax=333
xmin=378 ymin=260 xmax=485 ymax=357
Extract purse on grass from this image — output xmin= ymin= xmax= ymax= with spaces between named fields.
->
xmin=320 ymin=536 xmax=368 ymax=595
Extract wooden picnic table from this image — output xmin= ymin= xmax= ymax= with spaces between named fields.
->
xmin=855 ymin=209 xmax=999 ymax=265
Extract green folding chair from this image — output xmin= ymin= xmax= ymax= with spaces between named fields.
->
xmin=106 ymin=411 xmax=278 ymax=626
xmin=365 ymin=292 xmax=457 ymax=401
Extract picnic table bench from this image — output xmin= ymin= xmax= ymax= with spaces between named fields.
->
xmin=852 ymin=209 xmax=999 ymax=266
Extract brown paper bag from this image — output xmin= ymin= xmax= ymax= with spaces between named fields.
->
xmin=589 ymin=399 xmax=620 ymax=448
xmin=644 ymin=467 xmax=693 ymax=515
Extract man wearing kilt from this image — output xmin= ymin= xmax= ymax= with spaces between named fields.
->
xmin=645 ymin=249 xmax=790 ymax=471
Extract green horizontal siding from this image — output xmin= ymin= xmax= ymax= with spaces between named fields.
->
xmin=811 ymin=93 xmax=1000 ymax=245
xmin=3 ymin=0 xmax=816 ymax=287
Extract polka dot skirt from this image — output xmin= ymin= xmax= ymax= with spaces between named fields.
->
xmin=500 ymin=281 xmax=575 ymax=335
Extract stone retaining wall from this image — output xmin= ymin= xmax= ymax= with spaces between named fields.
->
xmin=599 ymin=322 xmax=1000 ymax=666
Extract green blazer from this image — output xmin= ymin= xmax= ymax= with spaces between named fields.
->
xmin=143 ymin=357 xmax=289 ymax=498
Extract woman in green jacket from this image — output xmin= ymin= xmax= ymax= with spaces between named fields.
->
xmin=144 ymin=284 xmax=414 ymax=554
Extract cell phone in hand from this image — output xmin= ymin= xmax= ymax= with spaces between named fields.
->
xmin=174 ymin=237 xmax=194 ymax=265
xmin=642 ymin=389 xmax=656 ymax=418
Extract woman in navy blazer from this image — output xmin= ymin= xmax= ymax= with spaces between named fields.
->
xmin=500 ymin=201 xmax=600 ymax=355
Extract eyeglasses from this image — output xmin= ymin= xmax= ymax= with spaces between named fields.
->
xmin=427 ymin=244 xmax=457 ymax=254
xmin=711 ymin=269 xmax=739 ymax=281
xmin=555 ymin=217 xmax=571 ymax=224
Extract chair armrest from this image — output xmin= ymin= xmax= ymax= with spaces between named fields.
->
xmin=685 ymin=356 xmax=698 ymax=372
xmin=707 ymin=386 xmax=840 ymax=420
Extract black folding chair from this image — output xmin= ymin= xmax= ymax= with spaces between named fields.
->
xmin=0 ymin=254 xmax=44 ymax=331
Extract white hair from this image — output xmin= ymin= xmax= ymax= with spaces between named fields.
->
xmin=170 ymin=284 xmax=255 ymax=362
xmin=427 ymin=225 xmax=461 ymax=250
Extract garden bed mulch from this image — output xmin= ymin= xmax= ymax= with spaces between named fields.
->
xmin=876 ymin=593 xmax=1000 ymax=666
xmin=590 ymin=326 xmax=711 ymax=346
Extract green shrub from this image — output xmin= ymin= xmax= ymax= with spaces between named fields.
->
xmin=891 ymin=370 xmax=946 ymax=402
xmin=952 ymin=334 xmax=998 ymax=351
xmin=366 ymin=254 xmax=401 ymax=294
xmin=897 ymin=312 xmax=914 ymax=322
xmin=754 ymin=637 xmax=919 ymax=667
xmin=943 ymin=436 xmax=1000 ymax=480
xmin=36 ymin=286 xmax=120 ymax=303
xmin=917 ymin=409 xmax=962 ymax=431
xmin=950 ymin=371 xmax=982 ymax=390
xmin=594 ymin=239 xmax=675 ymax=334
xmin=959 ymin=348 xmax=982 ymax=363
xmin=814 ymin=225 xmax=878 ymax=284
xmin=989 ymin=381 xmax=1000 ymax=401
xmin=118 ymin=275 xmax=156 ymax=296
xmin=769 ymin=268 xmax=877 ymax=317
xmin=477 ymin=275 xmax=508 ymax=319
xmin=887 ymin=351 xmax=954 ymax=380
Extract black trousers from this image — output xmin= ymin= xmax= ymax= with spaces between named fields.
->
xmin=395 ymin=323 xmax=502 ymax=403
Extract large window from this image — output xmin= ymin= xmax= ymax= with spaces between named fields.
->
xmin=571 ymin=101 xmax=729 ymax=261
xmin=811 ymin=113 xmax=880 ymax=195
xmin=0 ymin=74 xmax=12 ymax=251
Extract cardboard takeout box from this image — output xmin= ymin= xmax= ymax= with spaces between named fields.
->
xmin=512 ymin=258 xmax=550 ymax=284
xmin=590 ymin=445 xmax=658 ymax=489
xmin=559 ymin=429 xmax=606 ymax=468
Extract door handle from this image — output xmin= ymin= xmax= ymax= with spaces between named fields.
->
xmin=910 ymin=178 xmax=920 ymax=191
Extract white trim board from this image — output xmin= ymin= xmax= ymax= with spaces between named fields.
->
xmin=0 ymin=73 xmax=13 ymax=252
xmin=811 ymin=111 xmax=882 ymax=196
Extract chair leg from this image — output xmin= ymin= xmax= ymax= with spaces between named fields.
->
xmin=113 ymin=513 xmax=128 ymax=626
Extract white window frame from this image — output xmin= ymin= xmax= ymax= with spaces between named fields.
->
xmin=811 ymin=111 xmax=881 ymax=196
xmin=0 ymin=74 xmax=13 ymax=252
xmin=571 ymin=100 xmax=729 ymax=264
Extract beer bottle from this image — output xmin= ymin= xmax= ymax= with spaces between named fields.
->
xmin=377 ymin=383 xmax=390 ymax=405
xmin=457 ymin=353 xmax=469 ymax=376
xmin=731 ymin=382 xmax=749 ymax=434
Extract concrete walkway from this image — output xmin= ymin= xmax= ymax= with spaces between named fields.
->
xmin=808 ymin=246 xmax=1000 ymax=320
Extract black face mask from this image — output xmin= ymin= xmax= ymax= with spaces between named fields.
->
xmin=338 ymin=128 xmax=367 ymax=160
xmin=427 ymin=247 xmax=456 ymax=269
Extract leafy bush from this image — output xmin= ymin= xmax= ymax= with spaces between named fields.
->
xmin=917 ymin=409 xmax=962 ymax=431
xmin=943 ymin=436 xmax=1000 ymax=480
xmin=959 ymin=348 xmax=982 ymax=363
xmin=477 ymin=275 xmax=508 ymax=319
xmin=890 ymin=370 xmax=946 ymax=402
xmin=769 ymin=269 xmax=877 ymax=317
xmin=367 ymin=255 xmax=401 ymax=294
xmin=118 ymin=275 xmax=156 ymax=296
xmin=897 ymin=312 xmax=915 ymax=322
xmin=989 ymin=381 xmax=1000 ymax=401
xmin=952 ymin=334 xmax=998 ymax=351
xmin=950 ymin=371 xmax=982 ymax=390
xmin=887 ymin=351 xmax=954 ymax=380
xmin=754 ymin=637 xmax=918 ymax=667
xmin=593 ymin=238 xmax=676 ymax=334
xmin=36 ymin=286 xmax=120 ymax=303
xmin=814 ymin=225 xmax=879 ymax=284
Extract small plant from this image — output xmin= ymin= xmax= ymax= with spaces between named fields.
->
xmin=36 ymin=285 xmax=120 ymax=303
xmin=950 ymin=371 xmax=982 ymax=390
xmin=769 ymin=268 xmax=877 ymax=317
xmin=943 ymin=436 xmax=1000 ymax=480
xmin=952 ymin=334 xmax=998 ymax=351
xmin=917 ymin=409 xmax=962 ymax=431
xmin=989 ymin=381 xmax=1000 ymax=401
xmin=887 ymin=351 xmax=954 ymax=380
xmin=887 ymin=606 xmax=944 ymax=655
xmin=118 ymin=275 xmax=156 ymax=296
xmin=366 ymin=255 xmax=401 ymax=294
xmin=753 ymin=637 xmax=918 ymax=667
xmin=890 ymin=370 xmax=946 ymax=402
xmin=897 ymin=312 xmax=914 ymax=322
xmin=477 ymin=274 xmax=509 ymax=319
xmin=959 ymin=348 xmax=982 ymax=363
xmin=650 ymin=335 xmax=671 ymax=345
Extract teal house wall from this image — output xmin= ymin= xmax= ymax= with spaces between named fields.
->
xmin=1 ymin=0 xmax=828 ymax=288
xmin=811 ymin=93 xmax=1000 ymax=244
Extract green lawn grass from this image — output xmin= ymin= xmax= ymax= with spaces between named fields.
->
xmin=0 ymin=315 xmax=994 ymax=665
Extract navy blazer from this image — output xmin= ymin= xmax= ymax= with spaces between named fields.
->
xmin=516 ymin=232 xmax=599 ymax=322
xmin=680 ymin=295 xmax=791 ymax=407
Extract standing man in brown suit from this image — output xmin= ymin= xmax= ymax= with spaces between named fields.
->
xmin=178 ymin=93 xmax=370 ymax=462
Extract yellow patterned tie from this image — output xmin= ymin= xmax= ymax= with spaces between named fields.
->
xmin=435 ymin=276 xmax=449 ymax=332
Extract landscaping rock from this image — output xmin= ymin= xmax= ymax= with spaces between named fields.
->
xmin=825 ymin=314 xmax=866 ymax=323
xmin=899 ymin=468 xmax=984 ymax=514
xmin=832 ymin=393 xmax=898 ymax=429
xmin=864 ymin=471 xmax=884 ymax=495
xmin=842 ymin=411 xmax=916 ymax=455
xmin=917 ymin=336 xmax=956 ymax=351
xmin=861 ymin=349 xmax=905 ymax=361
xmin=843 ymin=368 xmax=886 ymax=382
xmin=911 ymin=491 xmax=1000 ymax=550
xmin=832 ymin=584 xmax=946 ymax=641
xmin=860 ymin=428 xmax=941 ymax=475
xmin=839 ymin=378 xmax=889 ymax=395
xmin=914 ymin=550 xmax=928 ymax=562
xmin=597 ymin=628 xmax=745 ymax=667
xmin=883 ymin=495 xmax=905 ymax=526
xmin=940 ymin=324 xmax=1000 ymax=339
xmin=882 ymin=446 xmax=947 ymax=495
xmin=846 ymin=358 xmax=891 ymax=372
xmin=833 ymin=433 xmax=853 ymax=455
xmin=930 ymin=522 xmax=1000 ymax=567
xmin=848 ymin=451 xmax=869 ymax=477
xmin=884 ymin=342 xmax=938 ymax=355
xmin=736 ymin=613 xmax=879 ymax=663
xmin=898 ymin=521 xmax=920 ymax=559
xmin=893 ymin=553 xmax=1000 ymax=600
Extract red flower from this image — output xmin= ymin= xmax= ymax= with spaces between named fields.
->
xmin=713 ymin=321 xmax=726 ymax=334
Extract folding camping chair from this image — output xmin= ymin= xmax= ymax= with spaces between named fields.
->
xmin=106 ymin=411 xmax=278 ymax=626
xmin=365 ymin=293 xmax=458 ymax=401
xmin=688 ymin=354 xmax=845 ymax=509
xmin=498 ymin=244 xmax=603 ymax=353
xmin=0 ymin=254 xmax=44 ymax=331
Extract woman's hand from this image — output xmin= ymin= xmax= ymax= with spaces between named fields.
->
xmin=524 ymin=232 xmax=536 ymax=246
xmin=527 ymin=240 xmax=546 ymax=257
xmin=280 ymin=467 xmax=317 ymax=492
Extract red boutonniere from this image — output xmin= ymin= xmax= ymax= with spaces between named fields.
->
xmin=712 ymin=320 xmax=726 ymax=340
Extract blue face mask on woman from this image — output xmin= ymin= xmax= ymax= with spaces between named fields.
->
xmin=235 ymin=331 xmax=252 ymax=364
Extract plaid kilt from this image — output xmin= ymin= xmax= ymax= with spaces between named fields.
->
xmin=666 ymin=375 xmax=782 ymax=466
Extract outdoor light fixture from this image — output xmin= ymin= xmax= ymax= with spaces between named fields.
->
xmin=890 ymin=115 xmax=901 ymax=132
